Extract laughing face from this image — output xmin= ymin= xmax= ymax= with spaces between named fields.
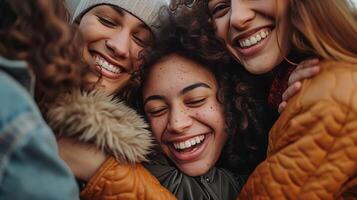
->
xmin=79 ymin=5 xmax=153 ymax=94
xmin=208 ymin=0 xmax=291 ymax=74
xmin=143 ymin=54 xmax=228 ymax=176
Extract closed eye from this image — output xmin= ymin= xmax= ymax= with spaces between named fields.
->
xmin=185 ymin=98 xmax=206 ymax=107
xmin=97 ymin=16 xmax=117 ymax=27
xmin=147 ymin=107 xmax=168 ymax=117
xmin=133 ymin=35 xmax=148 ymax=47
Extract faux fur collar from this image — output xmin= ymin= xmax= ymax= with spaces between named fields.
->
xmin=47 ymin=90 xmax=153 ymax=163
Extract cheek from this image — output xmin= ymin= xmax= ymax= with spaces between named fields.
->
xmin=213 ymin=18 xmax=230 ymax=42
xmin=79 ymin=18 xmax=94 ymax=41
xmin=195 ymin=102 xmax=225 ymax=127
xmin=148 ymin=117 xmax=166 ymax=141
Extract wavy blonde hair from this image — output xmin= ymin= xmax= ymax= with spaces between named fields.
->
xmin=289 ymin=0 xmax=357 ymax=63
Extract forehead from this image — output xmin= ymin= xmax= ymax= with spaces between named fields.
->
xmin=144 ymin=54 xmax=216 ymax=91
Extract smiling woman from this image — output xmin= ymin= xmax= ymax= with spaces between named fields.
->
xmin=208 ymin=0 xmax=292 ymax=74
xmin=203 ymin=0 xmax=357 ymax=199
xmin=143 ymin=54 xmax=228 ymax=177
xmin=134 ymin=4 xmax=266 ymax=199
xmin=45 ymin=0 xmax=177 ymax=200
xmin=78 ymin=4 xmax=153 ymax=94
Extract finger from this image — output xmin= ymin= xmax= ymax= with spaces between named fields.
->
xmin=282 ymin=81 xmax=302 ymax=101
xmin=288 ymin=66 xmax=320 ymax=86
xmin=278 ymin=101 xmax=287 ymax=113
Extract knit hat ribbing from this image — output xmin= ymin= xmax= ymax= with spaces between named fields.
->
xmin=68 ymin=0 xmax=168 ymax=28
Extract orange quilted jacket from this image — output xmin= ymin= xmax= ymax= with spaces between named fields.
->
xmin=239 ymin=61 xmax=357 ymax=199
xmin=80 ymin=157 xmax=176 ymax=200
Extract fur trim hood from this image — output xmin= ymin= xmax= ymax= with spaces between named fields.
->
xmin=47 ymin=90 xmax=153 ymax=163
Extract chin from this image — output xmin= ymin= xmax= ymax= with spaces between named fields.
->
xmin=242 ymin=55 xmax=284 ymax=75
xmin=243 ymin=63 xmax=273 ymax=75
xmin=178 ymin=162 xmax=212 ymax=177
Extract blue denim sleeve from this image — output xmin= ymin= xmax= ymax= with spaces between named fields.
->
xmin=0 ymin=72 xmax=79 ymax=200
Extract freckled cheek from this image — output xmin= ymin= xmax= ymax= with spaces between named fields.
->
xmin=194 ymin=104 xmax=225 ymax=124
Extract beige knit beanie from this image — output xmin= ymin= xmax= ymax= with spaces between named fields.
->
xmin=66 ymin=0 xmax=168 ymax=28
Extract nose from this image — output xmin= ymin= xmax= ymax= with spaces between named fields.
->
xmin=105 ymin=30 xmax=130 ymax=58
xmin=229 ymin=0 xmax=255 ymax=31
xmin=167 ymin=105 xmax=193 ymax=134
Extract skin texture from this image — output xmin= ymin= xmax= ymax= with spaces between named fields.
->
xmin=58 ymin=5 xmax=154 ymax=181
xmin=58 ymin=138 xmax=107 ymax=181
xmin=208 ymin=0 xmax=320 ymax=111
xmin=143 ymin=54 xmax=228 ymax=176
xmin=79 ymin=5 xmax=152 ymax=94
xmin=208 ymin=0 xmax=291 ymax=74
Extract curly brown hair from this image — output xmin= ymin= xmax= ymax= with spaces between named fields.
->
xmin=0 ymin=0 xmax=86 ymax=106
xmin=133 ymin=2 xmax=277 ymax=174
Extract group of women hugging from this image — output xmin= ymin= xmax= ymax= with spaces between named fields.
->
xmin=0 ymin=0 xmax=357 ymax=199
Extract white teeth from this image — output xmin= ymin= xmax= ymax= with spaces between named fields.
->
xmin=250 ymin=37 xmax=257 ymax=44
xmin=239 ymin=30 xmax=270 ymax=48
xmin=190 ymin=140 xmax=195 ymax=146
xmin=256 ymin=34 xmax=261 ymax=41
xmin=94 ymin=55 xmax=122 ymax=74
xmin=261 ymin=31 xmax=267 ymax=38
xmin=173 ymin=135 xmax=205 ymax=150
xmin=195 ymin=137 xmax=201 ymax=144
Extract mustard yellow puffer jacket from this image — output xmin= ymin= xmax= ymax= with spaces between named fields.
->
xmin=80 ymin=157 xmax=176 ymax=200
xmin=239 ymin=61 xmax=357 ymax=199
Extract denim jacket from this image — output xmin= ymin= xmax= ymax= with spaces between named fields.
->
xmin=0 ymin=56 xmax=79 ymax=199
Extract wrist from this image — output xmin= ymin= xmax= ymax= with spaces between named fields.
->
xmin=57 ymin=137 xmax=108 ymax=181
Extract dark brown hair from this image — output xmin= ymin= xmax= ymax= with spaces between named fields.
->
xmin=135 ymin=2 xmax=276 ymax=174
xmin=0 ymin=0 xmax=86 ymax=106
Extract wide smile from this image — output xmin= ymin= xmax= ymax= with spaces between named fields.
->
xmin=93 ymin=54 xmax=127 ymax=80
xmin=232 ymin=27 xmax=273 ymax=57
xmin=167 ymin=133 xmax=210 ymax=162
xmin=238 ymin=29 xmax=271 ymax=49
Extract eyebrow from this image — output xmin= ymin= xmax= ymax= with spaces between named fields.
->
xmin=180 ymin=82 xmax=211 ymax=95
xmin=111 ymin=6 xmax=125 ymax=16
xmin=144 ymin=95 xmax=164 ymax=106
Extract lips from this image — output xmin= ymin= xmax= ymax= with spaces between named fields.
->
xmin=173 ymin=135 xmax=205 ymax=150
xmin=232 ymin=27 xmax=273 ymax=57
xmin=167 ymin=133 xmax=210 ymax=162
xmin=238 ymin=29 xmax=271 ymax=48
xmin=92 ymin=54 xmax=127 ymax=80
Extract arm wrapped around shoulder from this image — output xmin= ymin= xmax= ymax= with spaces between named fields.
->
xmin=239 ymin=61 xmax=357 ymax=199
xmin=80 ymin=156 xmax=177 ymax=200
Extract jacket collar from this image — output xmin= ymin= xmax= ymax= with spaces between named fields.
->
xmin=0 ymin=56 xmax=35 ymax=96
xmin=47 ymin=90 xmax=153 ymax=163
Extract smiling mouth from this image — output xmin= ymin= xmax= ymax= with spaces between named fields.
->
xmin=94 ymin=55 xmax=125 ymax=74
xmin=171 ymin=134 xmax=206 ymax=153
xmin=237 ymin=29 xmax=271 ymax=49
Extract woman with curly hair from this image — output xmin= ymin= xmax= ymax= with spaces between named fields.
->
xmin=205 ymin=0 xmax=357 ymax=198
xmin=123 ymin=6 xmax=273 ymax=199
xmin=0 ymin=0 xmax=83 ymax=199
